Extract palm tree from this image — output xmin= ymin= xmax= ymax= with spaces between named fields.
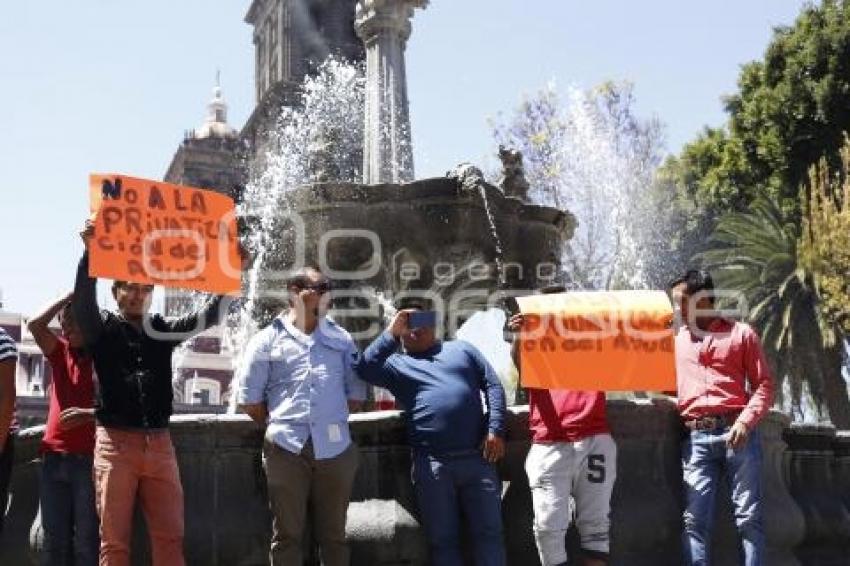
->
xmin=696 ymin=196 xmax=850 ymax=428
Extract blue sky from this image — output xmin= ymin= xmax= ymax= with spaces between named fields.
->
xmin=0 ymin=0 xmax=809 ymax=315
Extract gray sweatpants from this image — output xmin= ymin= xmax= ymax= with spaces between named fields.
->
xmin=525 ymin=434 xmax=617 ymax=565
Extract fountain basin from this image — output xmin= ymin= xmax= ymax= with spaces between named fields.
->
xmin=249 ymin=176 xmax=574 ymax=327
xmin=4 ymin=403 xmax=843 ymax=565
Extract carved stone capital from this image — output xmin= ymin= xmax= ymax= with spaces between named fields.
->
xmin=354 ymin=0 xmax=429 ymax=43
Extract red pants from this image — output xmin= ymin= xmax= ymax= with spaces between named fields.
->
xmin=93 ymin=426 xmax=185 ymax=566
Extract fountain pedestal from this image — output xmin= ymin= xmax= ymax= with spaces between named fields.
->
xmin=354 ymin=0 xmax=428 ymax=184
xmin=3 ymin=406 xmax=840 ymax=565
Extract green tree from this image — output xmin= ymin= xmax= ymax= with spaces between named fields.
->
xmin=659 ymin=0 xmax=850 ymax=426
xmin=800 ymin=143 xmax=850 ymax=333
xmin=660 ymin=0 xmax=850 ymax=258
xmin=727 ymin=0 xmax=850 ymax=215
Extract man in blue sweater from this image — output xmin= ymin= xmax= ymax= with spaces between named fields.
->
xmin=353 ymin=304 xmax=507 ymax=566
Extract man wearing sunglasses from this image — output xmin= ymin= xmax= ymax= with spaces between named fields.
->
xmin=74 ymin=221 xmax=227 ymax=566
xmin=237 ymin=267 xmax=367 ymax=566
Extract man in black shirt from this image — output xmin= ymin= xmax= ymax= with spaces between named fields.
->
xmin=74 ymin=220 xmax=226 ymax=566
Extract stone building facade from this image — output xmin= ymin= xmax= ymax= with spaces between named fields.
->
xmin=0 ymin=310 xmax=57 ymax=400
xmin=242 ymin=0 xmax=364 ymax=147
xmin=164 ymin=0 xmax=366 ymax=200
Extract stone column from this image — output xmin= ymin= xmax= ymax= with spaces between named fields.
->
xmin=834 ymin=431 xmax=850 ymax=526
xmin=759 ymin=412 xmax=805 ymax=566
xmin=606 ymin=398 xmax=684 ymax=565
xmin=786 ymin=424 xmax=850 ymax=564
xmin=354 ymin=0 xmax=428 ymax=184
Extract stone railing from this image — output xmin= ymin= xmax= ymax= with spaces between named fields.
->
xmin=2 ymin=401 xmax=849 ymax=565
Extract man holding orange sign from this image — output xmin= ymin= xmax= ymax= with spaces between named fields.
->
xmin=514 ymin=289 xmax=676 ymax=392
xmin=74 ymin=206 xmax=232 ymax=565
xmin=510 ymin=286 xmax=620 ymax=566
xmin=87 ymin=174 xmax=241 ymax=296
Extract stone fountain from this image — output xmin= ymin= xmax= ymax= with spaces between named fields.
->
xmin=3 ymin=2 xmax=846 ymax=565
xmin=245 ymin=0 xmax=572 ymax=335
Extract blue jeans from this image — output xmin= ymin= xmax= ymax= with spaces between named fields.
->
xmin=682 ymin=427 xmax=764 ymax=566
xmin=40 ymin=452 xmax=100 ymax=566
xmin=412 ymin=451 xmax=506 ymax=566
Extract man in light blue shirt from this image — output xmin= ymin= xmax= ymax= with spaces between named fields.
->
xmin=237 ymin=267 xmax=367 ymax=566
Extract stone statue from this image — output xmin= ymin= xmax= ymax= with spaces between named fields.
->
xmin=497 ymin=145 xmax=530 ymax=201
xmin=446 ymin=162 xmax=486 ymax=193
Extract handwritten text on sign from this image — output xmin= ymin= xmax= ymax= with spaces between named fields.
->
xmin=515 ymin=290 xmax=676 ymax=391
xmin=89 ymin=174 xmax=241 ymax=295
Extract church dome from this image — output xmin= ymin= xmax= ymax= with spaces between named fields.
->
xmin=196 ymin=73 xmax=238 ymax=140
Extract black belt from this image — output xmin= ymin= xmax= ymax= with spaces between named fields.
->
xmin=683 ymin=413 xmax=739 ymax=431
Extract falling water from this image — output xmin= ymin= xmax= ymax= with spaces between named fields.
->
xmin=494 ymin=82 xmax=666 ymax=291
xmin=222 ymin=58 xmax=366 ymax=412
xmin=476 ymin=185 xmax=506 ymax=287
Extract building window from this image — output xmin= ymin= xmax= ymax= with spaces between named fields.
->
xmin=269 ymin=12 xmax=278 ymax=48
xmin=282 ymin=0 xmax=291 ymax=80
xmin=184 ymin=376 xmax=222 ymax=406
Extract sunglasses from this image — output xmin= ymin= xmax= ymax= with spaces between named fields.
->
xmin=295 ymin=281 xmax=331 ymax=294
xmin=120 ymin=284 xmax=154 ymax=294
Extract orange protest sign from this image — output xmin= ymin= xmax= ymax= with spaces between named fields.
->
xmin=88 ymin=174 xmax=241 ymax=295
xmin=515 ymin=290 xmax=675 ymax=391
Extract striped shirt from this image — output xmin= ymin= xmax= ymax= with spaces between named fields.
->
xmin=0 ymin=327 xmax=18 ymax=435
xmin=0 ymin=327 xmax=16 ymax=363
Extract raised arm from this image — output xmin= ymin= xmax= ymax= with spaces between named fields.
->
xmin=73 ymin=245 xmax=105 ymax=348
xmin=28 ymin=291 xmax=75 ymax=357
xmin=163 ymin=293 xmax=226 ymax=339
xmin=352 ymin=331 xmax=402 ymax=389
xmin=353 ymin=312 xmax=416 ymax=391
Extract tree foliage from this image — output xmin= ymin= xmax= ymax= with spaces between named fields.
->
xmin=800 ymin=141 xmax=850 ymax=334
xmin=661 ymin=0 xmax=850 ymax=248
xmin=727 ymin=0 xmax=850 ymax=215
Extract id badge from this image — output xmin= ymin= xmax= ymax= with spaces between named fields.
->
xmin=328 ymin=424 xmax=342 ymax=443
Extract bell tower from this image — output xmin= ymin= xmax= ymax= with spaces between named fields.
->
xmin=242 ymin=0 xmax=365 ymax=145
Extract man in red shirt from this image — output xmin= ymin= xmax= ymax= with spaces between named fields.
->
xmin=28 ymin=292 xmax=99 ymax=566
xmin=670 ymin=270 xmax=774 ymax=566
xmin=508 ymin=286 xmax=616 ymax=566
